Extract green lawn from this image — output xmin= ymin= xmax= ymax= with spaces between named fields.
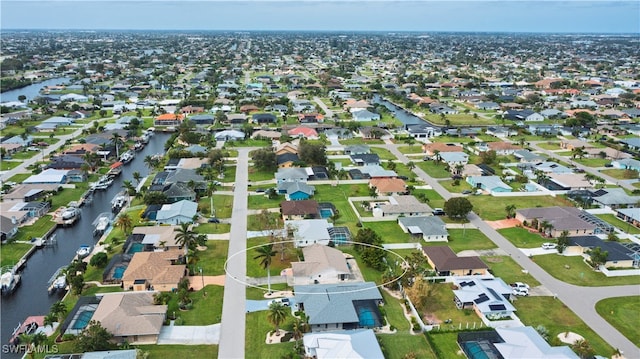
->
xmin=169 ymin=285 xmax=224 ymax=325
xmin=514 ymin=297 xmax=614 ymax=357
xmin=135 ymin=345 xmax=218 ymax=359
xmin=468 ymin=195 xmax=574 ymax=221
xmin=363 ymin=221 xmax=413 ymax=244
xmin=498 ymin=227 xmax=548 ymax=248
xmin=50 ymin=186 xmax=88 ymax=210
xmin=246 ymin=237 xmax=295 ymax=278
xmin=380 ymin=290 xmax=411 ymax=331
xmin=423 ymin=113 xmax=495 ymax=126
xmin=195 ymin=241 xmax=229 ymax=275
xmin=314 ymin=184 xmax=369 ymax=232
xmin=601 ymin=168 xmax=638 ymax=180
xmin=397 ymin=145 xmax=425 ymax=154
xmin=439 ymin=179 xmax=473 ymax=193
xmin=0 ymin=160 xmax=21 ymax=170
xmin=445 ymin=229 xmax=497 ymax=252
xmin=245 ymin=311 xmax=296 ymax=359
xmin=12 ymin=215 xmax=55 ymax=242
xmin=595 ymin=214 xmax=640 ymax=234
xmin=220 ymin=164 xmax=237 ymax=183
xmin=595 ymin=296 xmax=640 ymax=344
xmin=0 ymin=242 xmax=33 ymax=266
xmin=412 ymin=189 xmax=445 ymax=209
xmin=427 ymin=332 xmax=464 ymax=359
xmin=533 ymin=254 xmax=640 ymax=286
xmin=247 ymin=193 xmax=283 ymax=210
xmin=573 ymin=157 xmax=611 ymax=168
xmin=205 ymin=194 xmax=234 ymax=218
xmin=340 ymin=138 xmax=385 ymax=145
xmin=536 ymin=142 xmax=561 ymax=150
xmin=416 ymin=161 xmax=451 ymax=178
xmin=481 ymin=255 xmax=541 ymax=287
xmin=430 ymin=136 xmax=477 ymax=144
xmin=227 ymin=139 xmax=271 ymax=147
xmin=379 ymin=333 xmax=437 ymax=359
xmin=5 ymin=173 xmax=31 ymax=183
xmin=9 ymin=151 xmax=38 ymax=160
xmin=194 ymin=222 xmax=231 ymax=235
xmin=248 ymin=167 xmax=276 ymax=182
xmin=370 ymin=147 xmax=397 ymax=160
xmin=246 ymin=212 xmax=282 ymax=231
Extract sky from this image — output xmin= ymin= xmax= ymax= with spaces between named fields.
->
xmin=1 ymin=1 xmax=638 ymax=33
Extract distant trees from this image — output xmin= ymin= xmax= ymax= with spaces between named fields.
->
xmin=479 ymin=150 xmax=497 ymax=165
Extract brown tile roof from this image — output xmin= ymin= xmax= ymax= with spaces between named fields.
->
xmin=281 ymin=199 xmax=320 ymax=216
xmin=422 ymin=143 xmax=464 ymax=155
xmin=422 ymin=246 xmax=488 ymax=271
xmin=370 ymin=178 xmax=406 ymax=194
xmin=92 ymin=292 xmax=166 ymax=337
xmin=122 ymin=250 xmax=186 ymax=286
xmin=292 ymin=244 xmax=350 ymax=277
xmin=487 ymin=142 xmax=521 ymax=151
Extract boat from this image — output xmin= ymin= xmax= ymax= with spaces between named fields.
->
xmin=61 ymin=206 xmax=81 ymax=220
xmin=1 ymin=267 xmax=21 ymax=296
xmin=92 ymin=176 xmax=114 ymax=191
xmin=47 ymin=267 xmax=67 ymax=295
xmin=119 ymin=150 xmax=135 ymax=164
xmin=76 ymin=245 xmax=92 ymax=259
xmin=9 ymin=316 xmax=45 ymax=345
xmin=111 ymin=194 xmax=127 ymax=214
xmin=134 ymin=141 xmax=145 ymax=151
xmin=93 ymin=214 xmax=111 ymax=238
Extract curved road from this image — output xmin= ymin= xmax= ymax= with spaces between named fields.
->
xmin=383 ymin=141 xmax=639 ymax=357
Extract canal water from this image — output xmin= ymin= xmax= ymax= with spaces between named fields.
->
xmin=0 ymin=133 xmax=171 ymax=357
xmin=0 ymin=77 xmax=73 ymax=103
xmin=372 ymin=93 xmax=440 ymax=129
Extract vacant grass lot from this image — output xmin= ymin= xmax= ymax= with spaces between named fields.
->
xmin=194 ymin=222 xmax=231 ymax=235
xmin=536 ymin=142 xmax=562 ymax=150
xmin=574 ymin=157 xmax=611 ymax=168
xmin=468 ymin=195 xmax=573 ymax=221
xmin=446 ymin=229 xmax=497 ymax=251
xmin=12 ymin=215 xmax=55 ymax=242
xmin=601 ymin=168 xmax=638 ymax=180
xmin=248 ymin=167 xmax=276 ymax=182
xmin=412 ymin=188 xmax=446 ymax=209
xmin=246 ymin=237 xmax=296 ymax=279
xmin=439 ymin=179 xmax=474 ymax=193
xmin=397 ymin=145 xmax=425 ymax=154
xmin=0 ymin=242 xmax=33 ymax=266
xmin=427 ymin=332 xmax=463 ymax=359
xmin=534 ymin=254 xmax=640 ymax=286
xmin=514 ymin=297 xmax=614 ymax=357
xmin=595 ymin=296 xmax=640 ymax=344
xmin=246 ymin=212 xmax=282 ymax=231
xmin=481 ymin=256 xmax=541 ymax=287
xmin=424 ymin=113 xmax=495 ymax=126
xmin=0 ymin=160 xmax=23 ymax=170
xmin=245 ymin=310 xmax=296 ymax=359
xmin=416 ymin=161 xmax=452 ymax=178
xmin=195 ymin=241 xmax=229 ymax=276
xmin=370 ymin=147 xmax=398 ymax=160
xmin=363 ymin=221 xmax=413 ymax=244
xmin=340 ymin=138 xmax=385 ymax=145
xmin=498 ymin=227 xmax=548 ymax=248
xmin=6 ymin=173 xmax=31 ymax=183
xmin=247 ymin=193 xmax=283 ymax=210
xmin=596 ymin=214 xmax=640 ymax=234
xmin=378 ymin=332 xmax=437 ymax=359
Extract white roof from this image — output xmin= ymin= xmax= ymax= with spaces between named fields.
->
xmin=23 ymin=169 xmax=69 ymax=184
xmin=495 ymin=327 xmax=579 ymax=358
xmin=303 ymin=329 xmax=384 ymax=359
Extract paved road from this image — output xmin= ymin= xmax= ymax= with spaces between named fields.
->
xmin=528 ymin=141 xmax=636 ymax=192
xmin=218 ymin=148 xmax=250 ymax=359
xmin=313 ymin=96 xmax=334 ymax=119
xmin=383 ymin=141 xmax=640 ymax=356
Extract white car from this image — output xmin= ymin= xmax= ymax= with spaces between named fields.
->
xmin=511 ymin=282 xmax=529 ymax=290
xmin=512 ymin=288 xmax=529 ymax=296
xmin=268 ymin=298 xmax=290 ymax=307
xmin=541 ymin=242 xmax=557 ymax=250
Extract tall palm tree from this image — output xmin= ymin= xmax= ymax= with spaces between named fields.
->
xmin=122 ymin=180 xmax=136 ymax=196
xmin=132 ymin=171 xmax=142 ymax=185
xmin=267 ymin=301 xmax=289 ymax=336
xmin=50 ymin=300 xmax=67 ymax=322
xmin=174 ymin=222 xmax=200 ymax=270
xmin=292 ymin=317 xmax=308 ymax=350
xmin=115 ymin=213 xmax=133 ymax=235
xmin=254 ymin=243 xmax=277 ymax=294
xmin=433 ymin=149 xmax=441 ymax=165
xmin=111 ymin=133 xmax=125 ymax=158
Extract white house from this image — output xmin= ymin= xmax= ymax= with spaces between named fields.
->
xmin=285 ymin=219 xmax=332 ymax=247
xmin=155 ymin=200 xmax=198 ymax=225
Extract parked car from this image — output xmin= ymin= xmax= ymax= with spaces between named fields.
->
xmin=510 ymin=282 xmax=530 ymax=290
xmin=268 ymin=298 xmax=290 ymax=307
xmin=604 ymin=163 xmax=613 ymax=168
xmin=541 ymin=242 xmax=557 ymax=250
xmin=461 ymin=190 xmax=472 ymax=195
xmin=432 ymin=208 xmax=445 ymax=216
xmin=255 ymin=188 xmax=265 ymax=193
xmin=512 ymin=288 xmax=529 ymax=296
xmin=208 ymin=217 xmax=220 ymax=223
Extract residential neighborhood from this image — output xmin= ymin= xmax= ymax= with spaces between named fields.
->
xmin=0 ymin=27 xmax=639 ymax=359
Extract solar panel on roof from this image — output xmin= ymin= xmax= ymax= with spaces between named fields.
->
xmin=474 ymin=295 xmax=489 ymax=304
xmin=489 ymin=304 xmax=506 ymax=311
xmin=487 ymin=288 xmax=502 ymax=300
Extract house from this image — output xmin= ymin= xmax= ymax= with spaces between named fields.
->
xmin=214 ymin=129 xmax=245 ymax=141
xmin=48 ymin=155 xmax=86 ymax=170
xmin=531 ymin=161 xmax=573 ymax=175
xmin=422 ymin=246 xmax=489 ymax=276
xmin=547 ymin=173 xmax=593 ymax=190
xmin=288 ymin=126 xmax=319 ymax=139
xmin=485 ymin=126 xmax=517 ymax=138
xmin=289 ymin=244 xmax=351 ymax=285
xmin=358 ymin=127 xmax=391 ymax=140
xmin=281 ymin=199 xmax=320 ymax=220
xmin=487 ymin=142 xmax=521 ymax=155
xmin=298 ymin=113 xmax=324 ymax=123
xmin=63 ymin=143 xmax=100 ymax=157
xmin=619 ymin=137 xmax=640 ymax=150
xmin=589 ymin=188 xmax=640 ymax=209
xmin=612 ymin=158 xmax=640 ymax=172
xmin=540 ymin=108 xmax=567 ymax=119
xmin=154 ymin=113 xmax=184 ymax=127
xmin=476 ymin=102 xmax=500 ymax=110
xmin=155 ymin=200 xmax=198 ymax=225
xmin=252 ymin=129 xmax=282 ymax=140
xmin=513 ymin=150 xmax=545 ymax=163
xmin=560 ymin=139 xmax=594 ymax=151
xmin=466 ymin=176 xmax=511 ymax=194
xmin=438 ymin=152 xmax=469 ymax=167
xmin=91 ymin=292 xmax=167 ymax=344
xmin=162 ymin=182 xmax=197 ymax=203
xmin=458 ymin=327 xmax=579 ymax=359
xmin=398 ymin=216 xmax=448 ymax=242
xmin=122 ymin=250 xmax=186 ymax=291
xmin=303 ymin=329 xmax=384 ymax=359
xmin=344 ymin=144 xmax=370 ymax=155
xmin=227 ymin=114 xmax=248 ymax=125
xmin=352 ymin=109 xmax=380 ymax=122
xmin=67 ymin=169 xmax=87 ymax=183
xmin=422 ymin=142 xmax=463 ymax=156
xmin=616 ymin=207 xmax=640 ymax=228
xmin=515 ymin=207 xmax=597 ymax=237
xmin=369 ymin=178 xmax=406 ymax=196
xmin=503 ymin=109 xmax=543 ymax=122
xmin=324 ymin=128 xmax=353 ymax=140
xmin=131 ymin=225 xmax=182 ymax=251
xmin=350 ymin=154 xmax=380 ymax=166
xmin=359 ymin=165 xmax=397 ymax=178
xmin=23 ymin=169 xmax=68 ymax=184
xmin=452 ymin=277 xmax=515 ymax=320
xmin=406 ymin=123 xmax=441 ymax=140
xmin=285 ymin=219 xmax=332 ymax=247
xmin=276 ymin=167 xmax=310 ymax=183
xmin=294 ymin=282 xmax=383 ymax=332
xmin=189 ymin=114 xmax=215 ymax=125
xmin=252 ymin=113 xmax=277 ymax=124
xmin=430 ymin=103 xmax=458 ymax=115
xmin=278 ymin=181 xmax=316 ymax=201
xmin=372 ymin=195 xmax=432 ymax=218
xmin=343 ymin=99 xmax=371 ymax=112
xmin=564 ymin=236 xmax=637 ymax=268
xmin=277 ymin=153 xmax=300 ymax=168
xmin=0 ymin=215 xmax=18 ymax=242
xmin=275 ymin=142 xmax=299 ymax=156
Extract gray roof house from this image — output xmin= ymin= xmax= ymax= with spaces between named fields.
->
xmin=466 ymin=176 xmax=512 ymax=193
xmin=277 ymin=181 xmax=316 ymax=201
xmin=589 ymin=188 xmax=640 ymax=209
xmin=294 ymin=282 xmax=383 ymax=332
xmin=276 ymin=167 xmax=311 ymax=183
xmin=350 ymin=154 xmax=380 ymax=166
xmin=303 ymin=329 xmax=384 ymax=359
xmin=612 ymin=158 xmax=640 ymax=171
xmin=155 ymin=200 xmax=198 ymax=225
xmin=513 ymin=150 xmax=546 ymax=163
xmin=285 ymin=219 xmax=331 ymax=247
xmin=373 ymin=195 xmax=432 ymax=218
xmin=452 ymin=277 xmax=515 ymax=320
xmin=352 ymin=109 xmax=381 ymax=121
xmin=438 ymin=152 xmax=469 ymax=166
xmin=344 ymin=144 xmax=370 ymax=155
xmin=398 ymin=216 xmax=448 ymax=242
xmin=214 ymin=129 xmax=245 ymax=141
xmin=162 ymin=182 xmax=197 ymax=203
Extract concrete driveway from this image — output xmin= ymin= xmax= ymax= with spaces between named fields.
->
xmin=157 ymin=323 xmax=221 ymax=345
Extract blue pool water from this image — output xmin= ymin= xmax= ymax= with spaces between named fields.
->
xmin=127 ymin=243 xmax=144 ymax=254
xmin=462 ymin=342 xmax=491 ymax=359
xmin=320 ymin=209 xmax=333 ymax=218
xmin=358 ymin=307 xmax=375 ymax=327
xmin=113 ymin=266 xmax=127 ymax=279
xmin=71 ymin=310 xmax=95 ymax=330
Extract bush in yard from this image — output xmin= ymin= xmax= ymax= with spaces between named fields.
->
xmin=89 ymin=252 xmax=108 ymax=268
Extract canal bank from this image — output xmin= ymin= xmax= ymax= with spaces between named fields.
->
xmin=0 ymin=133 xmax=171 ymax=358
xmin=0 ymin=77 xmax=73 ymax=103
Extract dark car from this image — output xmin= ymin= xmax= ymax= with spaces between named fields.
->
xmin=208 ymin=217 xmax=220 ymax=223
xmin=397 ymin=176 xmax=409 ymax=180
xmin=462 ymin=190 xmax=472 ymax=195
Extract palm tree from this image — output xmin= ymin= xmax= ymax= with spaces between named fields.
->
xmin=122 ymin=180 xmax=136 ymax=196
xmin=292 ymin=317 xmax=309 ymax=350
xmin=144 ymin=155 xmax=159 ymax=171
xmin=174 ymin=222 xmax=202 ymax=271
xmin=50 ymin=300 xmax=67 ymax=322
xmin=267 ymin=302 xmax=289 ymax=336
xmin=571 ymin=146 xmax=586 ymax=160
xmin=43 ymin=313 xmax=57 ymax=328
xmin=505 ymin=204 xmax=516 ymax=219
xmin=115 ymin=213 xmax=133 ymax=235
xmin=207 ymin=181 xmax=217 ymax=216
xmin=19 ymin=332 xmax=47 ymax=359
xmin=407 ymin=161 xmax=416 ymax=170
xmin=110 ymin=133 xmax=125 ymax=158
xmin=254 ymin=243 xmax=277 ymax=294
xmin=433 ymin=149 xmax=441 ymax=165
xmin=132 ymin=171 xmax=142 ymax=185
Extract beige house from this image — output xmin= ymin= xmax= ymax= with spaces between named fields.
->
xmin=131 ymin=225 xmax=183 ymax=250
xmin=515 ymin=207 xmax=596 ymax=237
xmin=289 ymin=244 xmax=352 ymax=285
xmin=92 ymin=292 xmax=167 ymax=344
xmin=122 ymin=250 xmax=186 ymax=292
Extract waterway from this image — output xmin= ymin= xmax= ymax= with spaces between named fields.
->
xmin=0 ymin=133 xmax=170 ymax=357
xmin=372 ymin=93 xmax=440 ymax=129
xmin=0 ymin=77 xmax=73 ymax=103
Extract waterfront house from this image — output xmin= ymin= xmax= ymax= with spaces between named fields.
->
xmin=155 ymin=200 xmax=198 ymax=225
xmin=154 ymin=113 xmax=184 ymax=127
xmin=122 ymin=250 xmax=186 ymax=292
xmin=23 ymin=169 xmax=68 ymax=184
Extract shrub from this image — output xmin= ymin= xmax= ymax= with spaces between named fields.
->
xmin=89 ymin=252 xmax=108 ymax=267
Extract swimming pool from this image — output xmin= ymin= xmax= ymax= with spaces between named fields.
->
xmin=127 ymin=243 xmax=144 ymax=254
xmin=112 ymin=265 xmax=127 ymax=279
xmin=358 ymin=307 xmax=375 ymax=327
xmin=71 ymin=310 xmax=95 ymax=330
xmin=320 ymin=208 xmax=333 ymax=218
xmin=461 ymin=341 xmax=493 ymax=359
